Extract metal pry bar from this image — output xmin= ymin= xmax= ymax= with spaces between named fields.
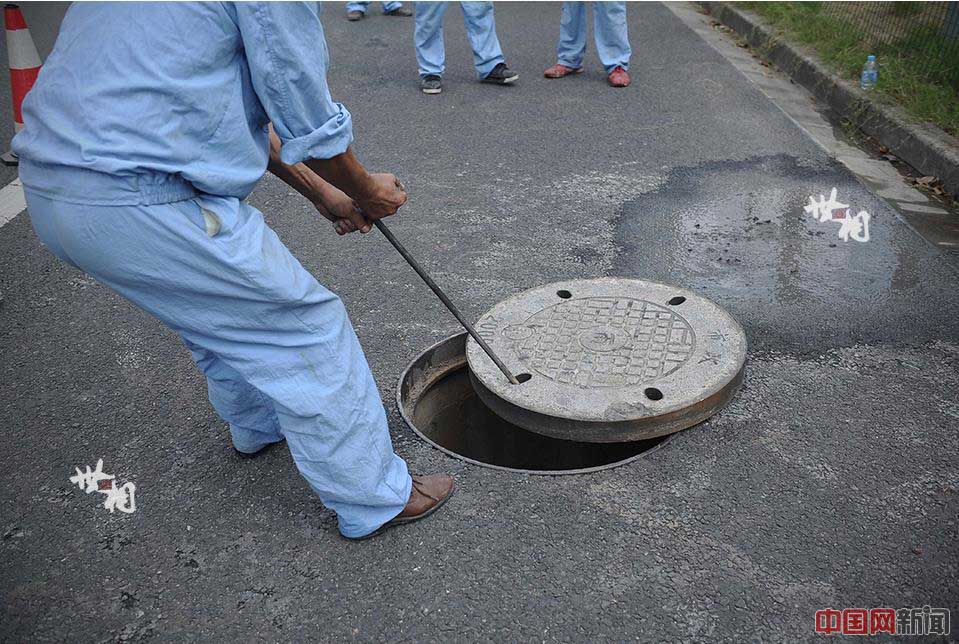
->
xmin=373 ymin=219 xmax=520 ymax=385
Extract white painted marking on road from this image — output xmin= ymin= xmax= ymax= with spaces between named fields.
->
xmin=0 ymin=177 xmax=26 ymax=228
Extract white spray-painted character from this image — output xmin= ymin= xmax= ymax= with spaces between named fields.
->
xmin=69 ymin=458 xmax=137 ymax=514
xmin=804 ymin=187 xmax=871 ymax=243
xmin=837 ymin=210 xmax=870 ymax=243
xmin=100 ymin=481 xmax=137 ymax=514
xmin=69 ymin=458 xmax=113 ymax=493
xmin=804 ymin=187 xmax=849 ymax=223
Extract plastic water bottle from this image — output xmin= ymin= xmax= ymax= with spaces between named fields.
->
xmin=860 ymin=55 xmax=878 ymax=90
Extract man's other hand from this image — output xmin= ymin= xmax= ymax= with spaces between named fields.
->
xmin=356 ymin=173 xmax=407 ymax=222
xmin=310 ymin=183 xmax=363 ymax=235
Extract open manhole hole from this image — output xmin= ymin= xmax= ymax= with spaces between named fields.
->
xmin=398 ymin=333 xmax=671 ymax=474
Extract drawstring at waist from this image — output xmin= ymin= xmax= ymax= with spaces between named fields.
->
xmin=18 ymin=159 xmax=198 ymax=206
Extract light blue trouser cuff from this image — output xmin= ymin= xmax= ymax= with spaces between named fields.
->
xmin=231 ymin=437 xmax=280 ymax=455
xmin=346 ymin=1 xmax=403 ymax=14
xmin=325 ymin=455 xmax=413 ymax=538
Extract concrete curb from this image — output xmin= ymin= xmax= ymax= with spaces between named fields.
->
xmin=700 ymin=2 xmax=959 ymax=198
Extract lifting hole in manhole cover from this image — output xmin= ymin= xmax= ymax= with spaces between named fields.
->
xmin=668 ymin=296 xmax=686 ymax=305
xmin=398 ymin=333 xmax=671 ymax=474
xmin=557 ymin=289 xmax=572 ymax=299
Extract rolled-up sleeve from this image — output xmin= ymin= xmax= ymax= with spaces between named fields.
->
xmin=234 ymin=2 xmax=353 ymax=164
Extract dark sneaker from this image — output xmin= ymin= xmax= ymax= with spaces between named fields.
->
xmin=482 ymin=62 xmax=519 ymax=85
xmin=385 ymin=6 xmax=412 ymax=16
xmin=421 ymin=75 xmax=442 ymax=94
xmin=346 ymin=10 xmax=364 ymax=21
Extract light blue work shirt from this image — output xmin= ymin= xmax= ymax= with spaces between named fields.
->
xmin=14 ymin=2 xmax=352 ymax=203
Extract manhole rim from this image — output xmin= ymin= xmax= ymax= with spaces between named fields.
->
xmin=396 ymin=332 xmax=674 ymax=476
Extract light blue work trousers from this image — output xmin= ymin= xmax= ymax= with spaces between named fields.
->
xmin=25 ymin=187 xmax=412 ymax=539
xmin=556 ymin=1 xmax=630 ymax=74
xmin=414 ymin=2 xmax=505 ymax=79
xmin=346 ymin=1 xmax=403 ymax=14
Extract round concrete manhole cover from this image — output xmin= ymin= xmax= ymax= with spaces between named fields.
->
xmin=466 ymin=278 xmax=747 ymax=443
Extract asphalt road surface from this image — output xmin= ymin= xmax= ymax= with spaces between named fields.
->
xmin=1 ymin=3 xmax=957 ymax=642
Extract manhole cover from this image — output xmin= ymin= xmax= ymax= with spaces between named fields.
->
xmin=466 ymin=278 xmax=747 ymax=443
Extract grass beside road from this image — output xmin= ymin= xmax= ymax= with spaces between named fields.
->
xmin=738 ymin=2 xmax=959 ymax=137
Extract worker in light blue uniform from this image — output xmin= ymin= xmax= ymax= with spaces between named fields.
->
xmin=14 ymin=2 xmax=453 ymax=540
xmin=544 ymin=2 xmax=631 ymax=87
xmin=413 ymin=2 xmax=518 ymax=94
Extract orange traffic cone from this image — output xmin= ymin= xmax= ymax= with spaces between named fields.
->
xmin=2 ymin=4 xmax=41 ymax=166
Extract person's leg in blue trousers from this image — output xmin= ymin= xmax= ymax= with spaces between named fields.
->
xmin=414 ymin=2 xmax=449 ymax=78
xmin=459 ymin=1 xmax=505 ymax=79
xmin=346 ymin=1 xmax=403 ymax=15
xmin=26 ymin=191 xmax=413 ymax=539
xmin=591 ymin=1 xmax=630 ymax=74
xmin=183 ymin=337 xmax=285 ymax=455
xmin=556 ymin=1 xmax=588 ymax=71
xmin=415 ymin=2 xmax=504 ymax=79
xmin=556 ymin=2 xmax=629 ymax=73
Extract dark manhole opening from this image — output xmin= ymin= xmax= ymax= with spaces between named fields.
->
xmin=399 ymin=333 xmax=670 ymax=474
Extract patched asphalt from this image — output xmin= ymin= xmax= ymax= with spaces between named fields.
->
xmin=1 ymin=3 xmax=957 ymax=642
